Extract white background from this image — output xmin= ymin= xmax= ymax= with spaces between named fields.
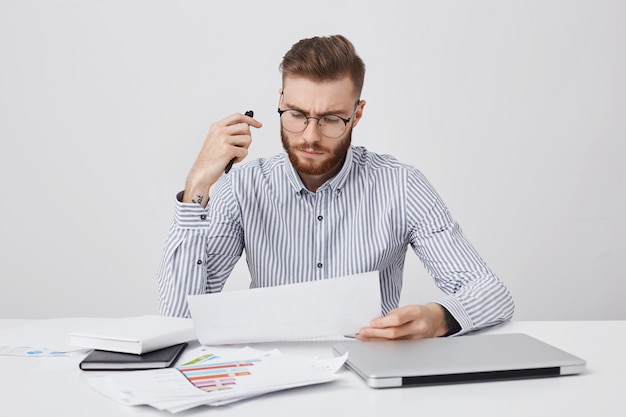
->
xmin=0 ymin=0 xmax=624 ymax=320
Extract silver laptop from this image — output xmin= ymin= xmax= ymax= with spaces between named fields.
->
xmin=332 ymin=333 xmax=586 ymax=388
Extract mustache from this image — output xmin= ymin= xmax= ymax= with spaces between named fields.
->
xmin=296 ymin=144 xmax=328 ymax=152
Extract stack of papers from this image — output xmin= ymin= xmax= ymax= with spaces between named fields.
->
xmin=85 ymin=346 xmax=347 ymax=412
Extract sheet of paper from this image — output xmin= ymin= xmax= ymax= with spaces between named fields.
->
xmin=187 ymin=270 xmax=381 ymax=345
xmin=0 ymin=317 xmax=111 ymax=355
xmin=83 ymin=346 xmax=347 ymax=413
xmin=0 ymin=346 xmax=71 ymax=357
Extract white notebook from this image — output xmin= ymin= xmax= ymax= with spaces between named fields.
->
xmin=68 ymin=315 xmax=196 ymax=354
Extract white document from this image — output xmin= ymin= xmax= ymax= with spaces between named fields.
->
xmin=84 ymin=346 xmax=347 ymax=413
xmin=187 ymin=271 xmax=381 ymax=345
xmin=0 ymin=318 xmax=113 ymax=355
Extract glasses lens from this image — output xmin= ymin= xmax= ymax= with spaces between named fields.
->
xmin=280 ymin=110 xmax=307 ymax=133
xmin=318 ymin=115 xmax=346 ymax=138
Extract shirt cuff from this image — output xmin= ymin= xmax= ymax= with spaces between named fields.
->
xmin=435 ymin=296 xmax=473 ymax=336
xmin=440 ymin=305 xmax=462 ymax=337
xmin=173 ymin=191 xmax=211 ymax=228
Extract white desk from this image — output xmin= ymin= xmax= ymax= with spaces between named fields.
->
xmin=1 ymin=320 xmax=624 ymax=416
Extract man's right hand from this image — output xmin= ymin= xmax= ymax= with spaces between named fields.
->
xmin=182 ymin=112 xmax=262 ymax=207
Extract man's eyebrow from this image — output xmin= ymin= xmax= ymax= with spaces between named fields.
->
xmin=282 ymin=101 xmax=351 ymax=117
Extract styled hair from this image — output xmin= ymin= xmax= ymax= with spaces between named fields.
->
xmin=280 ymin=34 xmax=365 ymax=99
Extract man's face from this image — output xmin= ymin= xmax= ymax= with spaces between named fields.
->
xmin=280 ymin=122 xmax=352 ymax=177
xmin=279 ymin=76 xmax=363 ymax=181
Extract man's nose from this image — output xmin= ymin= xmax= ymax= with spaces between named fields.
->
xmin=302 ymin=119 xmax=322 ymax=142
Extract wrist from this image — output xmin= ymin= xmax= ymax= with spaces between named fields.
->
xmin=440 ymin=305 xmax=461 ymax=337
xmin=423 ymin=303 xmax=448 ymax=337
xmin=182 ymin=188 xmax=209 ymax=206
xmin=183 ymin=166 xmax=222 ymax=205
xmin=183 ymin=177 xmax=214 ymax=207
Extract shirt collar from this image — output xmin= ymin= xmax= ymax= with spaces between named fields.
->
xmin=282 ymin=146 xmax=354 ymax=194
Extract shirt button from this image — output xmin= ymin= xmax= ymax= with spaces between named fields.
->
xmin=196 ymin=260 xmax=203 ymax=265
xmin=200 ymin=214 xmax=207 ymax=220
xmin=317 ymin=262 xmax=323 ymax=268
xmin=317 ymin=215 xmax=323 ymax=221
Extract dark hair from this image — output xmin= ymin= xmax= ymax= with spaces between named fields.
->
xmin=280 ymin=34 xmax=365 ymax=99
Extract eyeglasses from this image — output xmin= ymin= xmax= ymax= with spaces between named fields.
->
xmin=277 ymin=104 xmax=358 ymax=139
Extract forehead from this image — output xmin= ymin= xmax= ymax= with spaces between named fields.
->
xmin=282 ymin=76 xmax=355 ymax=113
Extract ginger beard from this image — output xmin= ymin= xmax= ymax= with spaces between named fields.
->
xmin=281 ymin=126 xmax=352 ymax=176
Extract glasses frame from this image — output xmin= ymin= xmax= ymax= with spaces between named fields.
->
xmin=277 ymin=102 xmax=359 ymax=139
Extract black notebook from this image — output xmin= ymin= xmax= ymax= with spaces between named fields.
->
xmin=79 ymin=342 xmax=187 ymax=371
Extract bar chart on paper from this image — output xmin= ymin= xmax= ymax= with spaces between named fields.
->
xmin=178 ymin=355 xmax=262 ymax=392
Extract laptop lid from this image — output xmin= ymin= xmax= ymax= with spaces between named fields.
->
xmin=332 ymin=333 xmax=586 ymax=388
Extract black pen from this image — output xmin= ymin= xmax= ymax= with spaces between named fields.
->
xmin=225 ymin=110 xmax=254 ymax=173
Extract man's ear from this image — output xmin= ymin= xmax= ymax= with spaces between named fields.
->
xmin=278 ymin=88 xmax=284 ymax=107
xmin=352 ymin=99 xmax=366 ymax=128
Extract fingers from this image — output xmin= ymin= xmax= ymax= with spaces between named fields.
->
xmin=221 ymin=112 xmax=263 ymax=129
xmin=202 ymin=113 xmax=261 ymax=161
xmin=355 ymin=310 xmax=413 ymax=341
xmin=241 ymin=112 xmax=262 ymax=129
xmin=183 ymin=113 xmax=262 ymax=203
xmin=210 ymin=113 xmax=262 ymax=160
xmin=369 ymin=307 xmax=414 ymax=328
xmin=356 ymin=321 xmax=420 ymax=341
xmin=225 ymin=136 xmax=251 ymax=164
xmin=355 ymin=305 xmax=435 ymax=341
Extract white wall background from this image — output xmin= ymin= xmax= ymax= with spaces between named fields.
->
xmin=0 ymin=0 xmax=624 ymax=320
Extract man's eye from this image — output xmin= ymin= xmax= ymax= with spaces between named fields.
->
xmin=322 ymin=116 xmax=342 ymax=125
xmin=288 ymin=111 xmax=306 ymax=120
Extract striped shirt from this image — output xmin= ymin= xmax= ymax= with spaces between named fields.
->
xmin=157 ymin=146 xmax=514 ymax=335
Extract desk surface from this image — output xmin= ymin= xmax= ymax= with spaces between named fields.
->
xmin=1 ymin=320 xmax=624 ymax=416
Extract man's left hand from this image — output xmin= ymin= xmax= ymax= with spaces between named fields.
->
xmin=355 ymin=303 xmax=448 ymax=341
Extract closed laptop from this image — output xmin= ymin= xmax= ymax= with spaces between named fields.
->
xmin=332 ymin=333 xmax=586 ymax=388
